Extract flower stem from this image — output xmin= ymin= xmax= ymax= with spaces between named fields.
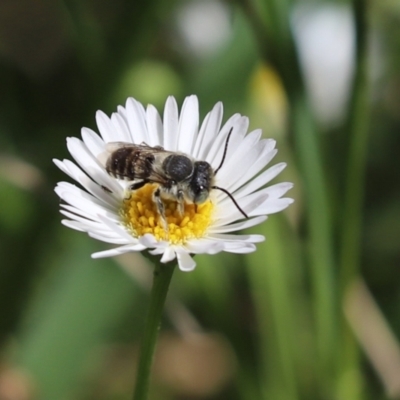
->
xmin=133 ymin=261 xmax=176 ymax=400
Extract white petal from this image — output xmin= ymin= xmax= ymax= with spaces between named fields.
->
xmin=176 ymin=251 xmax=197 ymax=271
xmin=139 ymin=233 xmax=164 ymax=248
xmin=146 ymin=104 xmax=163 ymax=146
xmin=81 ymin=127 xmax=105 ymax=157
xmin=176 ymin=95 xmax=199 ymax=154
xmin=209 ymin=215 xmax=267 ymax=232
xmin=117 ymin=105 xmax=128 ymax=124
xmin=214 ymin=188 xmax=273 ymax=225
xmin=149 ymin=246 xmax=168 ymax=255
xmin=54 ymin=159 xmax=120 ymax=208
xmin=206 ymin=115 xmax=247 ymax=168
xmin=61 ymin=219 xmax=121 ymax=239
xmin=59 ymin=203 xmax=112 ymax=225
xmin=88 ymin=231 xmax=132 ymax=244
xmin=192 ymin=101 xmax=223 ymax=160
xmin=216 ymin=140 xmax=277 ymax=195
xmin=263 ymin=182 xmax=294 ymax=199
xmin=233 ymin=162 xmax=287 ymax=199
xmin=163 ymin=96 xmax=179 ymax=151
xmin=184 ymin=239 xmax=224 ymax=254
xmin=251 ymin=197 xmax=294 ymax=215
xmin=215 ymin=129 xmax=262 ymax=178
xmin=126 ymin=98 xmax=148 ymax=144
xmin=223 ymin=243 xmax=257 ymax=254
xmin=56 ymin=181 xmax=115 ymax=211
xmin=160 ymin=247 xmax=176 ymax=263
xmin=215 ymin=130 xmax=264 ymax=189
xmin=224 ymin=182 xmax=292 ymax=212
xmin=96 ymin=111 xmax=115 ymax=143
xmin=66 ymin=137 xmax=122 ymax=193
xmin=96 ymin=214 xmax=135 ymax=242
xmin=91 ymin=243 xmax=146 ymax=258
xmin=55 ymin=185 xmax=117 ymax=221
xmin=53 ymin=158 xmax=74 ymax=179
xmin=218 ymin=181 xmax=292 ymax=215
xmin=61 ymin=219 xmax=86 ymax=232
xmin=208 ymin=233 xmax=265 ymax=243
xmin=60 ymin=210 xmax=111 ymax=230
xmin=111 ymin=112 xmax=131 ymax=142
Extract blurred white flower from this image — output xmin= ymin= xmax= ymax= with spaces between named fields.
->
xmin=175 ymin=0 xmax=232 ymax=58
xmin=54 ymin=96 xmax=293 ymax=271
xmin=292 ymin=4 xmax=355 ymax=126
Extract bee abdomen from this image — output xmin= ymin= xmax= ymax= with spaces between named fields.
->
xmin=106 ymin=147 xmax=154 ymax=180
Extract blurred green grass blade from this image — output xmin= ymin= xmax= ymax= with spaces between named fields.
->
xmin=238 ymin=0 xmax=302 ymax=96
xmin=246 ymin=217 xmax=300 ymax=400
xmin=17 ymin=232 xmax=142 ymax=400
xmin=292 ymin=97 xmax=337 ymax=387
xmin=238 ymin=0 xmax=338 ymax=389
xmin=340 ymin=0 xmax=370 ymax=290
xmin=338 ymin=0 xmax=370 ymax=398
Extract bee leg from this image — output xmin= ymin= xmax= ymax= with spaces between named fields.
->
xmin=129 ymin=180 xmax=147 ymax=191
xmin=177 ymin=190 xmax=184 ymax=216
xmin=125 ymin=180 xmax=147 ymax=199
xmin=153 ymin=187 xmax=169 ymax=236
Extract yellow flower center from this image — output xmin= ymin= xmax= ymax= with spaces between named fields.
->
xmin=121 ymin=183 xmax=213 ymax=244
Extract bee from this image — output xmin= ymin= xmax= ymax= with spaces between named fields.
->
xmin=102 ymin=128 xmax=248 ymax=227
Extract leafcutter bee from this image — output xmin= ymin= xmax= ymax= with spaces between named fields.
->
xmin=102 ymin=128 xmax=248 ymax=227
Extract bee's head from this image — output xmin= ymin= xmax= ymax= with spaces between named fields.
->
xmin=188 ymin=161 xmax=214 ymax=204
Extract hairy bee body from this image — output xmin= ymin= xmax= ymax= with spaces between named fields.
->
xmin=105 ymin=143 xmax=162 ymax=181
xmin=104 ymin=142 xmax=212 ymax=203
xmin=101 ymin=130 xmax=248 ymax=225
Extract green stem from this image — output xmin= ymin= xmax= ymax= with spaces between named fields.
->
xmin=133 ymin=261 xmax=176 ymax=400
xmin=339 ymin=0 xmax=369 ymax=294
xmin=292 ymin=96 xmax=337 ymax=376
xmin=338 ymin=0 xmax=369 ymax=398
xmin=246 ymin=217 xmax=300 ymax=400
xmin=238 ymin=0 xmax=337 ymax=391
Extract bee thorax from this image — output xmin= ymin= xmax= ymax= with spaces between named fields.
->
xmin=162 ymin=155 xmax=194 ymax=182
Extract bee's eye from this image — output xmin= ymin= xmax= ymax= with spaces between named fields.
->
xmin=189 ymin=161 xmax=213 ymax=204
xmin=193 ymin=187 xmax=209 ymax=204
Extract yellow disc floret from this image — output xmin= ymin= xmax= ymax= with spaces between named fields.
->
xmin=121 ymin=183 xmax=213 ymax=244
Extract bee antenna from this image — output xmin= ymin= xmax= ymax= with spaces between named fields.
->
xmin=214 ymin=127 xmax=234 ymax=175
xmin=212 ymin=186 xmax=248 ymax=219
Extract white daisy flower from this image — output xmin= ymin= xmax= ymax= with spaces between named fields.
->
xmin=54 ymin=95 xmax=293 ymax=272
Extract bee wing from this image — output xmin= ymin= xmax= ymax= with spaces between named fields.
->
xmin=104 ymin=141 xmax=133 ymax=153
xmin=98 ymin=142 xmax=127 ymax=167
xmin=98 ymin=142 xmax=164 ymax=168
xmin=106 ymin=142 xmax=165 ymax=152
xmin=99 ymin=141 xmax=175 ymax=183
xmin=126 ymin=145 xmax=172 ymax=182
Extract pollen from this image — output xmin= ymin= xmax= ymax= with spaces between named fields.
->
xmin=121 ymin=183 xmax=213 ymax=244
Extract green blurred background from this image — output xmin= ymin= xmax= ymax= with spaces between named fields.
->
xmin=0 ymin=0 xmax=399 ymax=399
